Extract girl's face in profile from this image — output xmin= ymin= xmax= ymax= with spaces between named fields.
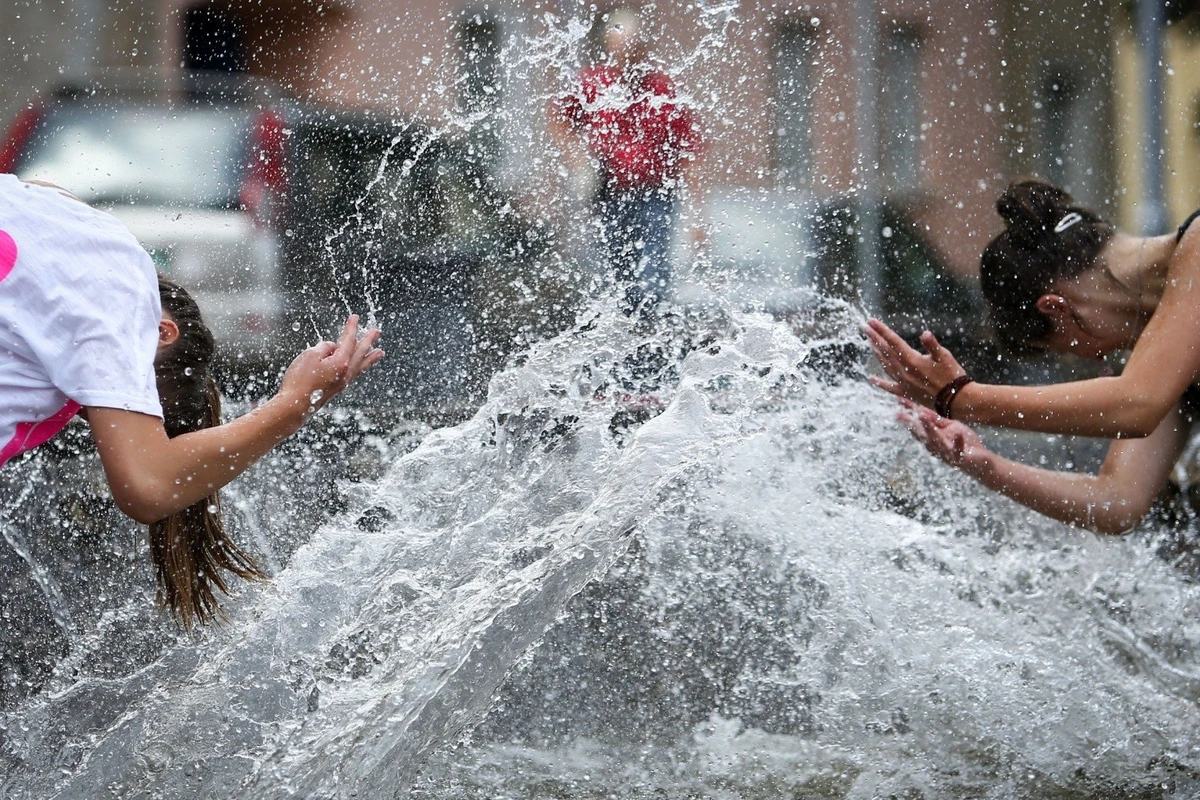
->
xmin=1029 ymin=283 xmax=1135 ymax=362
xmin=1031 ymin=323 xmax=1112 ymax=362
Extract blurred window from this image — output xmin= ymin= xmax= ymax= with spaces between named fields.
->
xmin=1042 ymin=68 xmax=1081 ymax=189
xmin=880 ymin=28 xmax=921 ymax=194
xmin=774 ymin=22 xmax=815 ymax=190
xmin=457 ymin=10 xmax=503 ymax=173
xmin=17 ymin=106 xmax=248 ymax=208
xmin=293 ymin=126 xmax=431 ymax=254
xmin=287 ymin=122 xmax=491 ymax=260
xmin=183 ymin=3 xmax=248 ymax=73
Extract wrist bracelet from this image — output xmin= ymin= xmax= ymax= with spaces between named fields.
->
xmin=934 ymin=375 xmax=975 ymax=419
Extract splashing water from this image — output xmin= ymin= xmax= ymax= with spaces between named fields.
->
xmin=405 ymin=312 xmax=1200 ymax=800
xmin=0 ymin=296 xmax=815 ymax=795
xmin=414 ymin=308 xmax=1200 ymax=798
xmin=1 ymin=294 xmax=1199 ymax=798
xmin=2 ymin=3 xmax=1199 ymax=798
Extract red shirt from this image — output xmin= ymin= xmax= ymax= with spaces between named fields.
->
xmin=559 ymin=65 xmax=702 ymax=191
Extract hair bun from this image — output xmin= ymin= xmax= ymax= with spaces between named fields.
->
xmin=996 ymin=180 xmax=1075 ymax=235
xmin=982 ymin=180 xmax=1116 ymax=353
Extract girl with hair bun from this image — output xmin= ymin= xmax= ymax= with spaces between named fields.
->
xmin=865 ymin=179 xmax=1200 ymax=535
xmin=0 ymin=175 xmax=384 ymax=627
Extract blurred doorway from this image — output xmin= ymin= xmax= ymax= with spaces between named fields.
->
xmin=183 ymin=3 xmax=247 ymax=74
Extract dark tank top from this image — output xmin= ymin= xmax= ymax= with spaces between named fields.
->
xmin=1179 ymin=209 xmax=1200 ymax=244
xmin=1174 ymin=209 xmax=1200 ymax=422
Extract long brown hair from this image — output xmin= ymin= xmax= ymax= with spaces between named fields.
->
xmin=151 ymin=275 xmax=265 ymax=628
xmin=980 ymin=180 xmax=1115 ymax=352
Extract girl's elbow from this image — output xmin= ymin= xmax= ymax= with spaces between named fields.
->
xmin=1119 ymin=396 xmax=1173 ymax=438
xmin=1091 ymin=515 xmax=1139 ymax=537
xmin=1089 ymin=498 xmax=1153 ymax=536
xmin=110 ymin=480 xmax=172 ymax=525
xmin=113 ymin=497 xmax=164 ymax=525
xmin=1115 ymin=411 xmax=1157 ymax=439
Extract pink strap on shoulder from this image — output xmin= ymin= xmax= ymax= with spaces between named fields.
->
xmin=0 ymin=230 xmax=16 ymax=282
xmin=0 ymin=402 xmax=83 ymax=467
xmin=0 ymin=231 xmax=83 ymax=466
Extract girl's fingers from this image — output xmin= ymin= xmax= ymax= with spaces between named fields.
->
xmin=897 ymin=409 xmax=925 ymax=440
xmin=868 ymin=319 xmax=916 ymax=358
xmin=867 ymin=327 xmax=914 ymax=361
xmin=862 ymin=324 xmax=888 ymax=349
xmin=347 ymin=350 xmax=383 ymax=382
xmin=863 ymin=326 xmax=899 ymax=362
xmin=921 ymin=412 xmax=950 ymax=443
xmin=953 ymin=431 xmax=967 ymax=461
xmin=337 ymin=315 xmax=361 ymax=354
xmin=869 ymin=351 xmax=902 ymax=381
xmin=310 ymin=341 xmax=338 ymax=358
xmin=866 ymin=323 xmax=938 ymax=389
xmin=352 ymin=328 xmax=381 ymax=362
xmin=868 ymin=342 xmax=901 ymax=371
xmin=919 ymin=330 xmax=944 ymax=362
xmin=869 ymin=354 xmax=902 ymax=382
xmin=921 ymin=416 xmax=950 ymax=451
xmin=867 ymin=375 xmax=904 ymax=395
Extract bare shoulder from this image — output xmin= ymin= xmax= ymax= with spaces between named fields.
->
xmin=22 ymin=179 xmax=64 ymax=191
xmin=1168 ymin=222 xmax=1200 ymax=283
xmin=21 ymin=179 xmax=84 ymax=203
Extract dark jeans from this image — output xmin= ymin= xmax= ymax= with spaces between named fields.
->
xmin=594 ymin=185 xmax=677 ymax=317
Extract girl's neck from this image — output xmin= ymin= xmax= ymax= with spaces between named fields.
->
xmin=1102 ymin=232 xmax=1175 ymax=313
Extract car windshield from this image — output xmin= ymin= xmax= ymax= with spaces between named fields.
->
xmin=16 ymin=105 xmax=248 ymax=208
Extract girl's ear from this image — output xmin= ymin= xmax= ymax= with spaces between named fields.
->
xmin=1034 ymin=293 xmax=1070 ymax=322
xmin=158 ymin=318 xmax=180 ymax=350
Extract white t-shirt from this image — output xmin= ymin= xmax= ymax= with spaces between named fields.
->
xmin=0 ymin=174 xmax=162 ymax=468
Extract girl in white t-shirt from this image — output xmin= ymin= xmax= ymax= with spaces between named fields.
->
xmin=0 ymin=175 xmax=383 ymax=627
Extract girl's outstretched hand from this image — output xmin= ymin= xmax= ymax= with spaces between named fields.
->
xmin=897 ymin=398 xmax=991 ymax=478
xmin=280 ymin=315 xmax=385 ymax=414
xmin=863 ymin=318 xmax=968 ymax=409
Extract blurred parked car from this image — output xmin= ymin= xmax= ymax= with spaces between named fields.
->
xmin=682 ymin=191 xmax=995 ymax=376
xmin=808 ymin=200 xmax=981 ymax=335
xmin=1 ymin=79 xmax=549 ymax=408
xmin=279 ymin=109 xmax=551 ymax=409
xmin=2 ymin=81 xmax=292 ymax=363
xmin=675 ymin=189 xmax=814 ymax=314
xmin=808 ymin=199 xmax=1034 ymax=381
xmin=691 ymin=192 xmax=979 ymax=322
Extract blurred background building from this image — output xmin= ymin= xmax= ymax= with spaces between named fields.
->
xmin=1 ymin=0 xmax=1196 ymax=292
xmin=1115 ymin=7 xmax=1200 ymax=231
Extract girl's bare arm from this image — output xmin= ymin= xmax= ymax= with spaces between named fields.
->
xmin=89 ymin=317 xmax=382 ymax=523
xmin=903 ymin=402 xmax=1190 ymax=534
xmin=867 ymin=227 xmax=1200 ymax=438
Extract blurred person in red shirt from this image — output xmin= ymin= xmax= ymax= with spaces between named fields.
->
xmin=553 ymin=8 xmax=704 ymax=319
